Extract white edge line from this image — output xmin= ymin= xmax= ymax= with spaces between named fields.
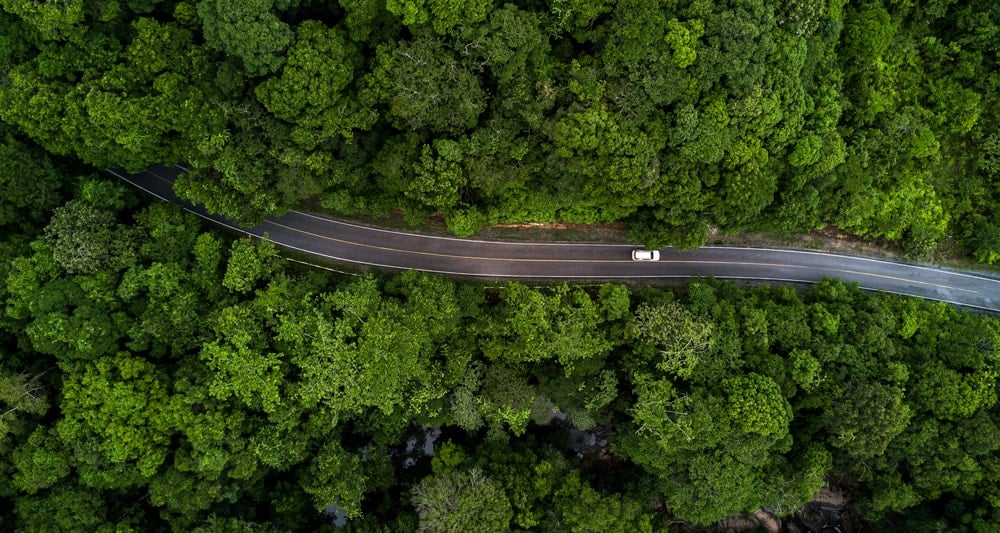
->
xmin=700 ymin=246 xmax=1000 ymax=282
xmin=256 ymin=220 xmax=984 ymax=293
xmin=271 ymin=253 xmax=1000 ymax=313
xmin=151 ymin=165 xmax=997 ymax=281
xmin=282 ymin=209 xmax=637 ymax=247
xmin=116 ymin=168 xmax=999 ymax=312
xmin=162 ymin=163 xmax=629 ymax=249
xmin=284 ymin=257 xmax=359 ymax=276
xmin=281 ymin=206 xmax=998 ymax=282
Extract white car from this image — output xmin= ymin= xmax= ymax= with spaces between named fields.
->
xmin=631 ymin=249 xmax=660 ymax=261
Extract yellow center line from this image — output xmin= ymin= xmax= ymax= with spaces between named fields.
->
xmin=261 ymin=220 xmax=974 ymax=293
xmin=138 ymin=169 xmax=976 ymax=295
xmin=146 ymin=169 xmax=176 ymax=185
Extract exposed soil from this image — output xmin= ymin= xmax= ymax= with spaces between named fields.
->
xmin=479 ymin=220 xmax=629 ymax=243
xmin=707 ymin=514 xmax=772 ymax=533
xmin=752 ymin=509 xmax=783 ymax=532
xmin=720 ymin=226 xmax=907 ymax=260
xmin=303 ymin=204 xmax=1000 ymax=277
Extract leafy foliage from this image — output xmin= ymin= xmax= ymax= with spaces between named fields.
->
xmin=3 ymin=0 xmax=1000 ymax=528
xmin=0 ymin=0 xmax=996 ymax=260
xmin=198 ymin=0 xmax=292 ymax=76
xmin=3 ymin=186 xmax=1000 ymax=529
xmin=43 ymin=200 xmax=137 ymax=274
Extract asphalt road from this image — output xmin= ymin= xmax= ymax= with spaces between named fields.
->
xmin=108 ymin=165 xmax=1000 ymax=312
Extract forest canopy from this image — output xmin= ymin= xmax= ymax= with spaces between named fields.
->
xmin=1 ymin=136 xmax=1000 ymax=529
xmin=3 ymin=0 xmax=1000 ymax=530
xmin=0 ymin=0 xmax=998 ymax=260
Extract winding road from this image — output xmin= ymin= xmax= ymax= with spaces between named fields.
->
xmin=108 ymin=165 xmax=1000 ymax=312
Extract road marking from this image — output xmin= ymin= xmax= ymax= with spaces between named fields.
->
xmin=283 ymin=208 xmax=634 ymax=248
xmin=703 ymin=246 xmax=1000 ymax=283
xmin=127 ymin=168 xmax=977 ymax=293
xmin=145 ymin=168 xmax=999 ymax=284
xmin=259 ymin=219 xmax=974 ymax=293
xmin=112 ymin=168 xmax=993 ymax=305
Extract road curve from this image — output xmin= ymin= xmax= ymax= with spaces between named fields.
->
xmin=108 ymin=165 xmax=1000 ymax=312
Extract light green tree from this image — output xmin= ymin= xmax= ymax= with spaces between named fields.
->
xmin=222 ymin=237 xmax=280 ymax=294
xmin=410 ymin=467 xmax=513 ymax=532
xmin=628 ymin=300 xmax=715 ymax=380
xmin=56 ymin=353 xmax=175 ymax=487
xmin=386 ymin=0 xmax=493 ymax=34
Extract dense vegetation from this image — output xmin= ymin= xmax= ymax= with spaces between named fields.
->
xmin=2 ymin=134 xmax=1000 ymax=530
xmin=3 ymin=0 xmax=1000 ymax=530
xmin=1 ymin=0 xmax=999 ymax=260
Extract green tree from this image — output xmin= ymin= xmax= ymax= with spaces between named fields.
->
xmin=338 ymin=0 xmax=401 ymax=42
xmin=476 ymin=364 xmax=545 ymax=436
xmin=407 ymin=138 xmax=466 ymax=211
xmin=56 ymin=353 xmax=175 ymax=488
xmin=410 ymin=467 xmax=513 ymax=532
xmin=788 ymin=348 xmax=821 ymax=392
xmin=667 ymin=452 xmax=767 ymax=526
xmin=277 ymin=275 xmax=449 ymax=424
xmin=0 ymin=139 xmax=63 ymax=229
xmin=549 ymin=96 xmax=667 ymax=222
xmin=222 ymin=237 xmax=280 ymax=294
xmin=908 ymin=361 xmax=997 ymax=421
xmin=551 ymin=471 xmax=653 ymax=533
xmin=198 ymin=0 xmax=293 ymax=76
xmin=299 ymin=439 xmax=371 ymax=517
xmin=25 ymin=300 xmax=123 ymax=361
xmin=478 ymin=283 xmax=612 ymax=373
xmin=597 ymin=283 xmax=631 ymax=321
xmin=201 ymin=303 xmax=285 ymax=413
xmin=664 ymin=18 xmax=704 ymax=69
xmin=969 ymin=219 xmax=1000 ymax=264
xmin=0 ymin=0 xmax=88 ymax=39
xmin=0 ymin=372 xmax=49 ymax=448
xmin=11 ymin=427 xmax=71 ymax=494
xmin=363 ymin=36 xmax=486 ymax=133
xmin=255 ymin=20 xmax=375 ymax=148
xmin=386 ymin=0 xmax=493 ymax=34
xmin=841 ymin=3 xmax=895 ymax=63
xmin=43 ymin=200 xmax=137 ymax=274
xmin=15 ymin=483 xmax=110 ymax=531
xmin=723 ymin=373 xmax=792 ymax=438
xmin=823 ymin=382 xmax=912 ymax=459
xmin=549 ymin=0 xmax=615 ymax=30
xmin=628 ymin=300 xmax=715 ymax=380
